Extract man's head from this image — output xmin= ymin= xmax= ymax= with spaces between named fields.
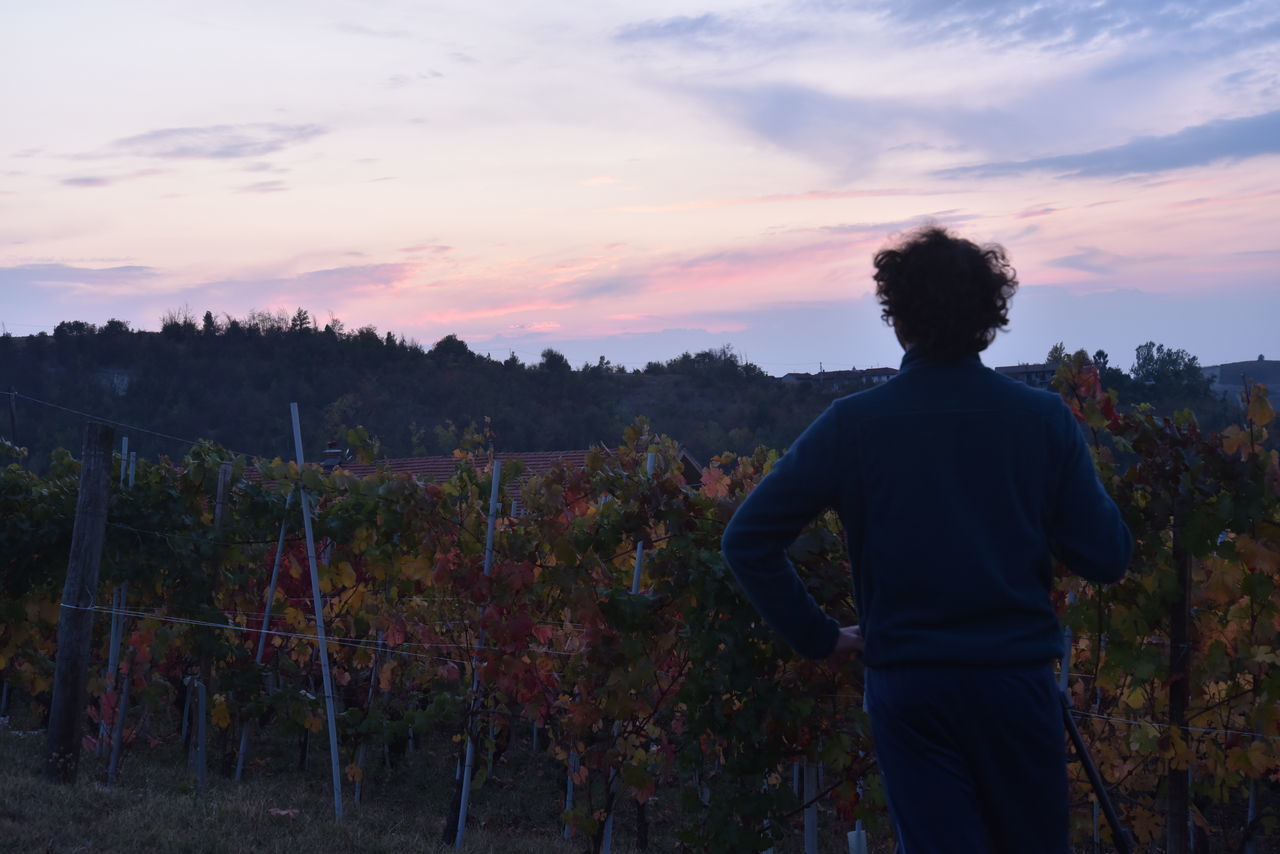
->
xmin=873 ymin=226 xmax=1018 ymax=359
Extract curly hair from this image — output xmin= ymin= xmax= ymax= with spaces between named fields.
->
xmin=873 ymin=226 xmax=1018 ymax=359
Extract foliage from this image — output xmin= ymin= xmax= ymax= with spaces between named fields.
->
xmin=1054 ymin=352 xmax=1280 ymax=848
xmin=2 ymin=359 xmax=1278 ymax=850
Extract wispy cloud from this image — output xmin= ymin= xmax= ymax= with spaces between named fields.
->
xmin=106 ymin=124 xmax=326 ymax=160
xmin=238 ymin=180 xmax=288 ymax=194
xmin=297 ymin=263 xmax=417 ymax=292
xmin=1046 ymin=247 xmax=1127 ymax=276
xmin=0 ymin=263 xmax=158 ymax=293
xmin=820 ymin=212 xmax=977 ymax=236
xmin=194 ymin=263 xmax=422 ymax=302
xmin=60 ymin=168 xmax=167 ymax=188
xmin=694 ymin=83 xmax=903 ymax=171
xmin=557 ymin=232 xmax=887 ymax=303
xmin=617 ymin=186 xmax=936 ymax=214
xmin=615 ymin=12 xmax=808 ymax=51
xmin=62 ymin=176 xmax=113 ymax=187
xmin=616 ymin=14 xmax=730 ymax=43
xmin=399 ymin=244 xmax=453 ymax=254
xmin=872 ymin=0 xmax=1263 ymax=51
xmin=387 ymin=71 xmax=444 ymax=88
xmin=336 ymin=22 xmax=414 ymax=40
xmin=939 ymin=109 xmax=1280 ymax=178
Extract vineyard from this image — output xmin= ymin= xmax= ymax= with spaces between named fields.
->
xmin=2 ymin=355 xmax=1279 ymax=853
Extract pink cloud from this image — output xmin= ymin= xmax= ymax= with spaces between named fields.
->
xmin=616 ymin=187 xmax=939 ymax=214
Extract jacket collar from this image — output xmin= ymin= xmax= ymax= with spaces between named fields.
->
xmin=898 ymin=347 xmax=984 ymax=374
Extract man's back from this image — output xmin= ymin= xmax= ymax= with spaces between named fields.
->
xmin=830 ymin=349 xmax=1129 ymax=667
xmin=721 ymin=348 xmax=1131 ymax=667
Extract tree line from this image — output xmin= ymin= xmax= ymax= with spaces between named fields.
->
xmin=0 ymin=309 xmax=1241 ymax=472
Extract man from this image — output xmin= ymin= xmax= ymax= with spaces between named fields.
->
xmin=721 ymin=226 xmax=1132 ymax=853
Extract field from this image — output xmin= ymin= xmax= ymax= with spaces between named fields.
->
xmin=0 ymin=701 xmax=887 ymax=854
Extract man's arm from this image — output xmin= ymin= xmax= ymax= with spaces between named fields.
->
xmin=721 ymin=406 xmax=843 ymax=659
xmin=1050 ymin=405 xmax=1133 ymax=583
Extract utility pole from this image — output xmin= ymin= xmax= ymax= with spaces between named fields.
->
xmin=45 ymin=421 xmax=115 ymax=783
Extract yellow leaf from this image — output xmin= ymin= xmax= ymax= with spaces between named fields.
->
xmin=284 ymin=606 xmax=307 ymax=630
xmin=304 ymin=714 xmax=324 ymax=733
xmin=1222 ymin=425 xmax=1253 ymax=460
xmin=1248 ymin=386 xmax=1275 ymax=428
xmin=1252 ymin=646 xmax=1280 ymax=665
xmin=336 ymin=561 xmax=357 ymax=588
xmin=400 ymin=555 xmax=431 ymax=582
xmin=211 ymin=696 xmax=231 ymax=729
xmin=1227 ymin=744 xmax=1255 ymax=775
xmin=345 ymin=763 xmax=364 ymax=782
xmin=1202 ymin=556 xmax=1245 ymax=604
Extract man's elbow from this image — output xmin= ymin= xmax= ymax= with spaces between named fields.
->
xmin=1081 ymin=533 xmax=1133 ymax=585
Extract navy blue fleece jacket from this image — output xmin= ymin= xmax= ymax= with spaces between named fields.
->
xmin=721 ymin=349 xmax=1132 ymax=667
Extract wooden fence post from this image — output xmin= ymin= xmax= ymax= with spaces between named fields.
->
xmin=44 ymin=420 xmax=114 ymax=783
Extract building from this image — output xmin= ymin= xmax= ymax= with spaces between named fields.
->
xmin=1203 ymin=357 xmax=1280 ymax=400
xmin=994 ymin=363 xmax=1057 ymax=389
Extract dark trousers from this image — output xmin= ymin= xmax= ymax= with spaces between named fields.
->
xmin=866 ymin=662 xmax=1069 ymax=854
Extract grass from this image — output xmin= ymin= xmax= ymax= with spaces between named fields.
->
xmin=0 ymin=715 xmax=629 ymax=854
xmin=2 ymin=700 xmax=898 ymax=854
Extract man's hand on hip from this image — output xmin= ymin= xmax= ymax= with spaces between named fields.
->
xmin=833 ymin=624 xmax=864 ymax=655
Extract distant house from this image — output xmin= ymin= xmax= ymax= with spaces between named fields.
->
xmin=1203 ymin=357 xmax=1280 ymax=400
xmin=995 ymin=363 xmax=1057 ymax=389
xmin=860 ymin=367 xmax=898 ymax=385
xmin=778 ymin=367 xmax=899 ymax=390
xmin=785 ymin=362 xmax=1060 ymax=390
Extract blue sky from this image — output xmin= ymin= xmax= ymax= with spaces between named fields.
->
xmin=2 ymin=0 xmax=1277 ymax=373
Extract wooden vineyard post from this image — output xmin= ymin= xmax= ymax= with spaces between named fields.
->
xmin=213 ymin=461 xmax=232 ymax=530
xmin=100 ymin=439 xmax=134 ymax=756
xmin=290 ymin=402 xmax=344 ymax=822
xmin=45 ymin=420 xmax=115 ymax=783
xmin=453 ymin=460 xmax=502 ymax=848
xmin=235 ymin=490 xmax=294 ymax=781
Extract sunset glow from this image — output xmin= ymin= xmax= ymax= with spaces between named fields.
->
xmin=3 ymin=1 xmax=1278 ymax=373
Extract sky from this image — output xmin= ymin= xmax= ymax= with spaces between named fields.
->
xmin=2 ymin=0 xmax=1278 ymax=375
